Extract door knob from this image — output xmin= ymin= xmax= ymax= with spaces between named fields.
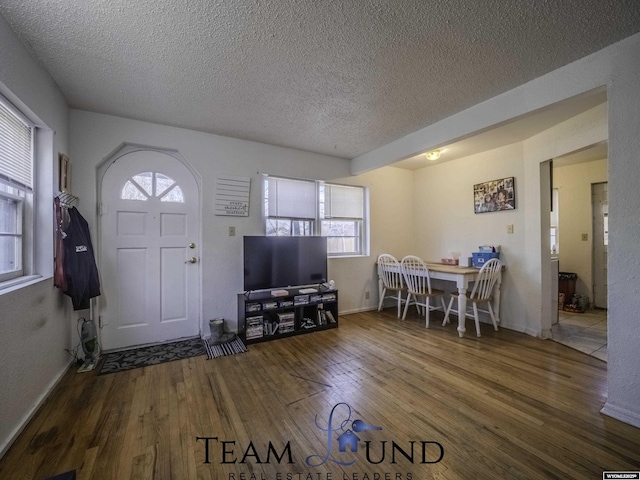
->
xmin=189 ymin=243 xmax=196 ymax=249
xmin=185 ymin=257 xmax=197 ymax=264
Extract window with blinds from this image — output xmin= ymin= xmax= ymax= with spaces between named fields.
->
xmin=0 ymin=98 xmax=33 ymax=281
xmin=321 ymin=183 xmax=365 ymax=256
xmin=264 ymin=175 xmax=368 ymax=256
xmin=264 ymin=176 xmax=317 ymax=236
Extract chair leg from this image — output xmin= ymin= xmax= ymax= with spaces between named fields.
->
xmin=397 ymin=291 xmax=402 ymax=318
xmin=425 ymin=297 xmax=431 ymax=328
xmin=443 ymin=297 xmax=454 ymax=326
xmin=487 ymin=302 xmax=499 ymax=331
xmin=472 ymin=302 xmax=481 ymax=337
xmin=402 ymin=293 xmax=412 ymax=320
xmin=378 ymin=287 xmax=386 ymax=312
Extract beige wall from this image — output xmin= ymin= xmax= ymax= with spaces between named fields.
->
xmin=411 ymin=142 xmax=527 ymax=332
xmin=331 ymin=166 xmax=415 ymax=312
xmin=554 ymin=159 xmax=608 ymax=302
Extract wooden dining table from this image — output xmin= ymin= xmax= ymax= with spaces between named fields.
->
xmin=377 ymin=261 xmax=502 ymax=338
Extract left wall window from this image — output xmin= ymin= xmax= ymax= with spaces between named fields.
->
xmin=0 ymin=97 xmax=33 ymax=283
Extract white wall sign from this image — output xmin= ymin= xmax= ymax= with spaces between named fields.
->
xmin=215 ymin=175 xmax=250 ymax=216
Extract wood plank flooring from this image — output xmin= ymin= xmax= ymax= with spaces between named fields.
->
xmin=2 ymin=309 xmax=639 ymax=480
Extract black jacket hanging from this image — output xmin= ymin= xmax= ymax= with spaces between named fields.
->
xmin=63 ymin=206 xmax=101 ymax=310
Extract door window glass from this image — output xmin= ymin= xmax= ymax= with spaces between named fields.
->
xmin=121 ymin=172 xmax=184 ymax=203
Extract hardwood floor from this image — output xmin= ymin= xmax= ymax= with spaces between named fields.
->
xmin=2 ymin=309 xmax=639 ymax=480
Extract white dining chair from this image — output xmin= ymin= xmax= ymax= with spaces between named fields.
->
xmin=443 ymin=257 xmax=502 ymax=336
xmin=377 ymin=254 xmax=408 ymax=318
xmin=400 ymin=255 xmax=447 ymax=327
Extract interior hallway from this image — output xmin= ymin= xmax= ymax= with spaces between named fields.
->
xmin=552 ymin=309 xmax=608 ymax=362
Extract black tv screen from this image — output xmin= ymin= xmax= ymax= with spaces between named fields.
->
xmin=243 ymin=236 xmax=328 ymax=291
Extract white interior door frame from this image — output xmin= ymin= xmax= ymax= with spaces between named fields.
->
xmin=592 ymin=181 xmax=608 ymax=309
xmin=96 ymin=143 xmax=203 ymax=348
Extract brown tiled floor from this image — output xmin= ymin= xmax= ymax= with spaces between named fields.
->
xmin=551 ymin=308 xmax=607 ymax=361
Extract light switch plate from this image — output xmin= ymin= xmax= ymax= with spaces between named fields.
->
xmin=507 ymin=224 xmax=514 ymax=234
xmin=229 ymin=226 xmax=236 ymax=236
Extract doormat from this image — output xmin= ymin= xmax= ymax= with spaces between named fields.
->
xmin=96 ymin=337 xmax=206 ymax=375
xmin=202 ymin=336 xmax=247 ymax=359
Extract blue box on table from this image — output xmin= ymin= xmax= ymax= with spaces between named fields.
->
xmin=472 ymin=252 xmax=500 ymax=268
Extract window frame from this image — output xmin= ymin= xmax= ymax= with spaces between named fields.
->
xmin=0 ymin=95 xmax=35 ymax=286
xmin=0 ymin=189 xmax=25 ymax=282
xmin=550 ymin=187 xmax=559 ymax=254
xmin=320 ymin=182 xmax=366 ymax=257
xmin=263 ymin=175 xmax=369 ymax=258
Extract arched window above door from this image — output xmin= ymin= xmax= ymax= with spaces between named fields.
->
xmin=121 ymin=172 xmax=184 ymax=203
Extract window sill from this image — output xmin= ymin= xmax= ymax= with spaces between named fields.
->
xmin=0 ymin=275 xmax=45 ymax=295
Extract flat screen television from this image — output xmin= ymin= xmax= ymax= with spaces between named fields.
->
xmin=243 ymin=236 xmax=328 ymax=291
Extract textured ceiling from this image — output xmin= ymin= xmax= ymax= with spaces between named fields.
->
xmin=1 ymin=0 xmax=640 ymax=160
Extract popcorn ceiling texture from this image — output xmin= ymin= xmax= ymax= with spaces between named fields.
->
xmin=1 ymin=0 xmax=640 ymax=158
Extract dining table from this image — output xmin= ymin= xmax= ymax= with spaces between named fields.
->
xmin=377 ymin=261 xmax=502 ymax=338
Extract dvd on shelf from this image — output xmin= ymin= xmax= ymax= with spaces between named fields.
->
xmin=294 ymin=294 xmax=309 ymax=305
xmin=246 ymin=302 xmax=261 ymax=312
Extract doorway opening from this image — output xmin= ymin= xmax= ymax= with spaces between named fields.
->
xmin=549 ymin=143 xmax=608 ymax=361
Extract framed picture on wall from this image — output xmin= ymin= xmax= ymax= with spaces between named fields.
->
xmin=58 ymin=153 xmax=71 ymax=193
xmin=473 ymin=176 xmax=515 ymax=213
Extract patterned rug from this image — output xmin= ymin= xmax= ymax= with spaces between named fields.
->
xmin=97 ymin=337 xmax=206 ymax=375
xmin=202 ymin=336 xmax=247 ymax=359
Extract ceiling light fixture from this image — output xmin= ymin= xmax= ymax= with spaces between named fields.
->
xmin=425 ymin=149 xmax=441 ymax=161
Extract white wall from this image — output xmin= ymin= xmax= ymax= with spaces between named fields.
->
xmin=554 ymin=159 xmax=608 ymax=302
xmin=605 ymin=40 xmax=640 ymax=428
xmin=69 ymin=111 xmax=414 ymax=333
xmin=0 ymin=15 xmax=72 ymax=456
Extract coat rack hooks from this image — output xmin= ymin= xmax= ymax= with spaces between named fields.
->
xmin=56 ymin=192 xmax=78 ymax=209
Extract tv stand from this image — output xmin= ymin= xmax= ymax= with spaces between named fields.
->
xmin=238 ymin=287 xmax=338 ymax=344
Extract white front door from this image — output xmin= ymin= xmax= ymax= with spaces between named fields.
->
xmin=100 ymin=149 xmax=200 ymax=350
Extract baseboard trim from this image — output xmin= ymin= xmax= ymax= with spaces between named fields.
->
xmin=338 ymin=305 xmax=379 ymax=316
xmin=0 ymin=360 xmax=74 ymax=459
xmin=601 ymin=401 xmax=640 ymax=429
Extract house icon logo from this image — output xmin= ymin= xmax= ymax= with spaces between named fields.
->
xmin=337 ymin=429 xmax=360 ymax=452
xmin=305 ymin=402 xmax=383 ymax=466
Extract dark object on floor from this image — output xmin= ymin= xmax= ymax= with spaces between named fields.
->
xmin=208 ymin=318 xmax=237 ymax=344
xmin=203 ymin=336 xmax=247 ymax=359
xmin=563 ymin=304 xmax=584 ymax=313
xmin=96 ymin=337 xmax=205 ymax=375
xmin=44 ymin=471 xmax=76 ymax=480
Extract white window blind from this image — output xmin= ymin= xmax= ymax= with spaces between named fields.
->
xmin=324 ymin=184 xmax=364 ymax=219
xmin=0 ymin=101 xmax=33 ymax=191
xmin=267 ymin=176 xmax=316 ymax=219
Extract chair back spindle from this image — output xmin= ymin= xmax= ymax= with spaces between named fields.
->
xmin=378 ymin=254 xmax=404 ymax=290
xmin=401 ymin=255 xmax=432 ymax=295
xmin=470 ymin=258 xmax=502 ymax=301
